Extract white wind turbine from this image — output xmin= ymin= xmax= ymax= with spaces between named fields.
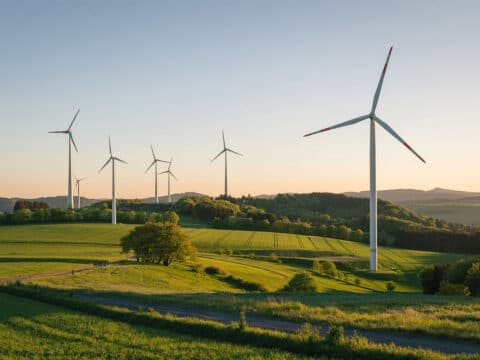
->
xmin=211 ymin=130 xmax=243 ymax=198
xmin=158 ymin=158 xmax=177 ymax=204
xmin=98 ymin=137 xmax=127 ymax=224
xmin=74 ymin=176 xmax=86 ymax=209
xmin=303 ymin=47 xmax=426 ymax=272
xmin=145 ymin=145 xmax=170 ymax=204
xmin=48 ymin=109 xmax=80 ymax=209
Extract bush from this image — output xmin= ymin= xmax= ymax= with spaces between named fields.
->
xmin=354 ymin=278 xmax=361 ymax=286
xmin=419 ymin=264 xmax=449 ymax=294
xmin=296 ymin=323 xmax=320 ymax=343
xmin=325 ymin=325 xmax=345 ymax=346
xmin=437 ymin=281 xmax=469 ymax=296
xmin=446 ymin=259 xmax=473 ymax=284
xmin=386 ymin=281 xmax=396 ymax=293
xmin=312 ymin=260 xmax=321 ymax=272
xmin=239 ymin=307 xmax=247 ymax=331
xmin=465 ymin=262 xmax=480 ymax=297
xmin=321 ymin=261 xmax=338 ymax=277
xmin=204 ymin=266 xmax=227 ymax=276
xmin=283 ymin=273 xmax=318 ymax=293
xmin=224 ymin=275 xmax=267 ymax=292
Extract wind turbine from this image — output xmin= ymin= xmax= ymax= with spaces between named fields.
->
xmin=98 ymin=137 xmax=127 ymax=224
xmin=211 ymin=130 xmax=243 ymax=198
xmin=48 ymin=109 xmax=80 ymax=209
xmin=145 ymin=145 xmax=170 ymax=204
xmin=303 ymin=47 xmax=426 ymax=272
xmin=158 ymin=158 xmax=177 ymax=204
xmin=74 ymin=176 xmax=86 ymax=209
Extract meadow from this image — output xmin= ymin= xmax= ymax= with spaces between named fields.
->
xmin=0 ymin=292 xmax=308 ymax=360
xmin=1 ymin=222 xmax=478 ymax=356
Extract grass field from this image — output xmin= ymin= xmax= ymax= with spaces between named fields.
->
xmin=0 ymin=292 xmax=308 ymax=359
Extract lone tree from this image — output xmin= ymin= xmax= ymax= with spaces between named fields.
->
xmin=121 ymin=221 xmax=195 ymax=266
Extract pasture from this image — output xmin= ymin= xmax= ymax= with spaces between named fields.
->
xmin=0 ymin=292 xmax=306 ymax=360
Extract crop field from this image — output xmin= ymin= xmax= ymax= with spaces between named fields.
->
xmin=0 ymin=224 xmax=465 ymax=281
xmin=0 ymin=292 xmax=306 ymax=360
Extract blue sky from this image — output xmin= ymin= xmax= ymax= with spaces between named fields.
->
xmin=1 ymin=1 xmax=479 ymax=198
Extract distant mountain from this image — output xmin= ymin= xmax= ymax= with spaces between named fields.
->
xmin=0 ymin=192 xmax=207 ymax=212
xmin=344 ymin=188 xmax=480 ymax=203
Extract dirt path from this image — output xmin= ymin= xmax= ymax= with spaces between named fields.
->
xmin=79 ymin=295 xmax=480 ymax=355
xmin=0 ymin=256 xmax=137 ymax=284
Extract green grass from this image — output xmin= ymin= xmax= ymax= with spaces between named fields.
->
xmin=0 ymin=292 xmax=308 ymax=359
xmin=131 ymin=291 xmax=480 ymax=342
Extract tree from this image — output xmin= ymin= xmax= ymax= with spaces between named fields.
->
xmin=386 ymin=281 xmax=396 ymax=293
xmin=282 ymin=272 xmax=318 ymax=292
xmin=121 ymin=222 xmax=195 ymax=266
xmin=465 ymin=262 xmax=480 ymax=297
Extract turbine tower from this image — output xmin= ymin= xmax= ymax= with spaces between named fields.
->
xmin=303 ymin=47 xmax=426 ymax=272
xmin=99 ymin=137 xmax=127 ymax=224
xmin=48 ymin=109 xmax=80 ymax=209
xmin=158 ymin=158 xmax=177 ymax=204
xmin=74 ymin=177 xmax=86 ymax=209
xmin=145 ymin=145 xmax=170 ymax=204
xmin=211 ymin=130 xmax=243 ymax=198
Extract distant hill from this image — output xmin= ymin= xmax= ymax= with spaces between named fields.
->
xmin=344 ymin=188 xmax=480 ymax=225
xmin=0 ymin=192 xmax=207 ymax=213
xmin=345 ymin=188 xmax=480 ymax=203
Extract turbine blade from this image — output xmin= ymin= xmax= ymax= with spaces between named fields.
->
xmin=168 ymin=158 xmax=172 ymax=171
xmin=70 ymin=133 xmax=78 ymax=152
xmin=48 ymin=130 xmax=68 ymax=134
xmin=222 ymin=130 xmax=226 ymax=149
xmin=304 ymin=114 xmax=370 ymax=137
xmin=145 ymin=160 xmax=156 ymax=173
xmin=150 ymin=145 xmax=156 ymax=160
xmin=98 ymin=158 xmax=112 ymax=173
xmin=158 ymin=170 xmax=168 ymax=175
xmin=211 ymin=149 xmax=226 ymax=162
xmin=227 ymin=148 xmax=243 ymax=156
xmin=374 ymin=116 xmax=426 ymax=164
xmin=67 ymin=109 xmax=80 ymax=131
xmin=157 ymin=159 xmax=170 ymax=164
xmin=116 ymin=157 xmax=128 ymax=164
xmin=371 ymin=46 xmax=393 ymax=114
xmin=170 ymin=171 xmax=178 ymax=181
xmin=108 ymin=137 xmax=112 ymax=156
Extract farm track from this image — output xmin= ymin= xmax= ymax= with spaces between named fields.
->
xmin=79 ymin=295 xmax=480 ymax=355
xmin=0 ymin=256 xmax=137 ymax=284
xmin=307 ymin=236 xmax=319 ymax=250
xmin=295 ymin=235 xmax=305 ymax=249
xmin=243 ymin=232 xmax=255 ymax=248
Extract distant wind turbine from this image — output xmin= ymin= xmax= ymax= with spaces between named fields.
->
xmin=211 ymin=130 xmax=243 ymax=197
xmin=48 ymin=109 xmax=80 ymax=209
xmin=98 ymin=137 xmax=127 ymax=224
xmin=145 ymin=145 xmax=170 ymax=204
xmin=303 ymin=47 xmax=426 ymax=272
xmin=74 ymin=176 xmax=86 ymax=209
xmin=158 ymin=158 xmax=177 ymax=204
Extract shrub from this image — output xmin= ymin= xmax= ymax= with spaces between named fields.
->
xmin=204 ymin=266 xmax=227 ymax=276
xmin=296 ymin=323 xmax=320 ymax=343
xmin=321 ymin=261 xmax=338 ymax=277
xmin=386 ymin=281 xmax=396 ymax=293
xmin=446 ymin=259 xmax=473 ymax=284
xmin=419 ymin=264 xmax=449 ymax=294
xmin=354 ymin=278 xmax=361 ymax=286
xmin=437 ymin=281 xmax=469 ymax=296
xmin=283 ymin=273 xmax=318 ymax=293
xmin=465 ymin=262 xmax=480 ymax=297
xmin=270 ymin=253 xmax=279 ymax=262
xmin=325 ymin=325 xmax=345 ymax=346
xmin=312 ymin=260 xmax=321 ymax=272
xmin=239 ymin=307 xmax=247 ymax=331
xmin=224 ymin=275 xmax=267 ymax=292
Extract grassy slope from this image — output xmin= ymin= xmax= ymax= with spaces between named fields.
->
xmin=0 ymin=292 xmax=307 ymax=360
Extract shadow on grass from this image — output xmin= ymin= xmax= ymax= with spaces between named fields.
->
xmin=0 ymin=257 xmax=106 ymax=265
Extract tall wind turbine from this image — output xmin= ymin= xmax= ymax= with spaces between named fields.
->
xmin=211 ymin=130 xmax=243 ymax=197
xmin=145 ymin=145 xmax=170 ymax=204
xmin=303 ymin=47 xmax=426 ymax=272
xmin=74 ymin=176 xmax=86 ymax=209
xmin=158 ymin=158 xmax=177 ymax=204
xmin=98 ymin=137 xmax=127 ymax=224
xmin=48 ymin=109 xmax=80 ymax=209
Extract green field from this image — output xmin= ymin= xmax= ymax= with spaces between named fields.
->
xmin=0 ymin=292 xmax=307 ymax=359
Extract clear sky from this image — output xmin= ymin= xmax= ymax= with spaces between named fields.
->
xmin=1 ymin=0 xmax=479 ymax=199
